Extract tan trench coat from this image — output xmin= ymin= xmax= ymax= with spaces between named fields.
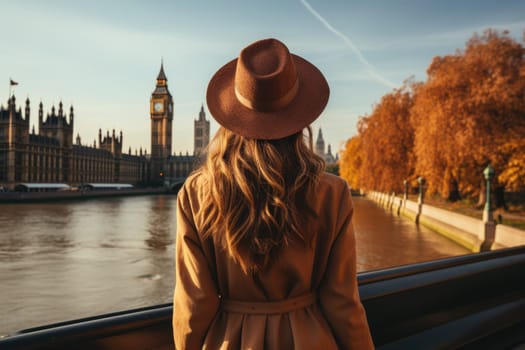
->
xmin=173 ymin=172 xmax=374 ymax=349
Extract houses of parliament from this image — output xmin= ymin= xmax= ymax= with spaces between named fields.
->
xmin=0 ymin=64 xmax=210 ymax=189
xmin=0 ymin=63 xmax=337 ymax=190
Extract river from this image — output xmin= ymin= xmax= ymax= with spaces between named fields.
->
xmin=0 ymin=195 xmax=469 ymax=335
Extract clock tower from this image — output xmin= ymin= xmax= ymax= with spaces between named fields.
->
xmin=150 ymin=62 xmax=173 ymax=182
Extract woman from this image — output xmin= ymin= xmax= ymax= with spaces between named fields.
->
xmin=173 ymin=38 xmax=374 ymax=349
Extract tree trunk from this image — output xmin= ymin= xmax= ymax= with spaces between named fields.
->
xmin=447 ymin=179 xmax=461 ymax=202
xmin=494 ymin=185 xmax=507 ymax=210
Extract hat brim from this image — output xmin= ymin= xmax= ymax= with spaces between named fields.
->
xmin=206 ymin=54 xmax=329 ymax=140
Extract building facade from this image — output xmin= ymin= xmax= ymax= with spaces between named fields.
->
xmin=149 ymin=63 xmax=210 ymax=184
xmin=315 ymin=127 xmax=336 ymax=164
xmin=194 ymin=105 xmax=210 ymax=156
xmin=150 ymin=62 xmax=173 ymax=183
xmin=0 ymin=64 xmax=209 ymax=190
xmin=0 ymin=95 xmax=149 ymax=188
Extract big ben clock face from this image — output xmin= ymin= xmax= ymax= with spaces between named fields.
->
xmin=154 ymin=102 xmax=163 ymax=112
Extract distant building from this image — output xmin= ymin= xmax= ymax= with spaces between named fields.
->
xmin=150 ymin=62 xmax=174 ymax=183
xmin=0 ymin=96 xmax=147 ymax=187
xmin=315 ymin=127 xmax=325 ymax=158
xmin=150 ymin=63 xmax=210 ymax=182
xmin=194 ymin=105 xmax=210 ymax=156
xmin=314 ymin=127 xmax=336 ymax=165
xmin=0 ymin=63 xmax=210 ymax=189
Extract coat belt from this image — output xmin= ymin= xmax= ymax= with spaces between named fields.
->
xmin=221 ymin=292 xmax=317 ymax=315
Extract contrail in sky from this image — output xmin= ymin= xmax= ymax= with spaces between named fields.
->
xmin=300 ymin=0 xmax=396 ymax=88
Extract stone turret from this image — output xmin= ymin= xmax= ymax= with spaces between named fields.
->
xmin=194 ymin=104 xmax=210 ymax=156
xmin=99 ymin=129 xmax=123 ymax=156
xmin=38 ymin=101 xmax=43 ymax=127
xmin=39 ymin=100 xmax=74 ymax=148
xmin=0 ymin=95 xmax=30 ymax=183
xmin=25 ymin=98 xmax=30 ymax=119
xmin=315 ymin=127 xmax=325 ymax=157
xmin=325 ymin=144 xmax=336 ymax=164
xmin=69 ymin=106 xmax=74 ymax=125
xmin=0 ymin=95 xmax=30 ymax=145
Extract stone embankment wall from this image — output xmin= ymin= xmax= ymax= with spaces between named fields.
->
xmin=0 ymin=188 xmax=169 ymax=203
xmin=366 ymin=191 xmax=525 ymax=252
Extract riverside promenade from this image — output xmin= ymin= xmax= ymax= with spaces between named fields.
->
xmin=367 ymin=191 xmax=525 ymax=252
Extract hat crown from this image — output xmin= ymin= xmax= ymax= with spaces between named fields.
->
xmin=206 ymin=38 xmax=329 ymax=140
xmin=234 ymin=39 xmax=298 ymax=112
xmin=243 ymin=43 xmax=282 ymax=76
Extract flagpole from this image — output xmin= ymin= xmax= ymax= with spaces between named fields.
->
xmin=8 ymin=78 xmax=13 ymax=146
xmin=8 ymin=78 xmax=19 ymax=104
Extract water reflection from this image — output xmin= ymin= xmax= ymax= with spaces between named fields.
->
xmin=146 ymin=195 xmax=174 ymax=251
xmin=0 ymin=194 xmax=469 ymax=335
xmin=0 ymin=195 xmax=178 ymax=335
xmin=352 ymin=196 xmax=469 ymax=271
xmin=142 ymin=196 xmax=177 ymax=305
xmin=0 ymin=203 xmax=75 ymax=259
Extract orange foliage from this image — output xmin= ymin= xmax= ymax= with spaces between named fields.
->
xmin=341 ymin=83 xmax=415 ymax=192
xmin=341 ymin=29 xmax=525 ymax=199
xmin=339 ymin=135 xmax=362 ymax=189
xmin=411 ymin=29 xmax=525 ymax=198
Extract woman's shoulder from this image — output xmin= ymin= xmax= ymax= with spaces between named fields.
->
xmin=178 ymin=171 xmax=205 ymax=208
xmin=310 ymin=172 xmax=352 ymax=211
xmin=318 ymin=172 xmax=350 ymax=194
xmin=182 ymin=171 xmax=203 ymax=192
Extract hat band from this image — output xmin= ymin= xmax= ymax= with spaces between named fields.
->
xmin=234 ymin=79 xmax=299 ymax=112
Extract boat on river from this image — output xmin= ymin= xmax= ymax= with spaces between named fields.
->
xmin=1 ymin=246 xmax=524 ymax=350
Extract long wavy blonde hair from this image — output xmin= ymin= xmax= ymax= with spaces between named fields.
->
xmin=191 ymin=126 xmax=324 ymax=273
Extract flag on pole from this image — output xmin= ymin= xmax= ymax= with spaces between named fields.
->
xmin=10 ymin=79 xmax=18 ymax=86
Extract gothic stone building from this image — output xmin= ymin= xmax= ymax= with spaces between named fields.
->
xmin=0 ymin=64 xmax=209 ymax=189
xmin=149 ymin=63 xmax=210 ymax=183
xmin=315 ymin=127 xmax=336 ymax=165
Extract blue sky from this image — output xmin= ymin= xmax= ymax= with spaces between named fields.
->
xmin=1 ymin=0 xmax=524 ymax=155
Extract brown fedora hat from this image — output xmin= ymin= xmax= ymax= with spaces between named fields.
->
xmin=206 ymin=38 xmax=329 ymax=140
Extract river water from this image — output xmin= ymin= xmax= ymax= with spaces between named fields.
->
xmin=0 ymin=195 xmax=468 ymax=335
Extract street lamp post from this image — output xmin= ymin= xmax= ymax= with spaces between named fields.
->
xmin=481 ymin=164 xmax=496 ymax=251
xmin=403 ymin=180 xmax=408 ymax=201
xmin=418 ymin=176 xmax=426 ymax=205
xmin=390 ymin=191 xmax=396 ymax=210
xmin=483 ymin=164 xmax=495 ymax=223
xmin=415 ymin=176 xmax=426 ymax=224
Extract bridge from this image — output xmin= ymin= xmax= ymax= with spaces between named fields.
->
xmin=1 ymin=246 xmax=523 ymax=349
xmin=162 ymin=177 xmax=186 ymax=192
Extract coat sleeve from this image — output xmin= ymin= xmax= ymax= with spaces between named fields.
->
xmin=172 ymin=186 xmax=219 ymax=350
xmin=319 ymin=186 xmax=375 ymax=349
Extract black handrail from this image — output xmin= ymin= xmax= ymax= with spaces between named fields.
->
xmin=1 ymin=246 xmax=524 ymax=350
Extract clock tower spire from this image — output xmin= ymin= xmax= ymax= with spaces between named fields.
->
xmin=150 ymin=61 xmax=173 ymax=183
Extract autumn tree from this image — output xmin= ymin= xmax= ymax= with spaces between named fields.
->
xmin=342 ymin=29 xmax=524 ymax=201
xmin=411 ymin=29 xmax=525 ymax=201
xmin=354 ymin=82 xmax=416 ymax=192
xmin=410 ymin=54 xmax=469 ymax=199
xmin=339 ymin=135 xmax=363 ymax=189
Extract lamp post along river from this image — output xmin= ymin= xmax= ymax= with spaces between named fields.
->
xmin=481 ymin=164 xmax=496 ymax=251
